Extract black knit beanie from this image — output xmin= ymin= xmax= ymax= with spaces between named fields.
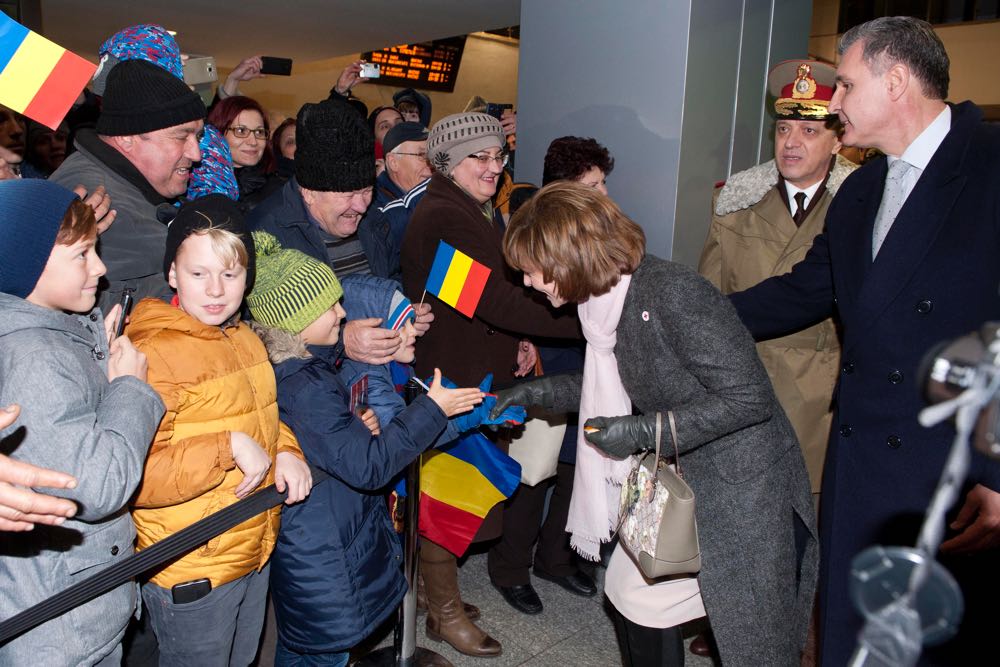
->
xmin=163 ymin=194 xmax=256 ymax=289
xmin=296 ymin=98 xmax=374 ymax=192
xmin=97 ymin=59 xmax=205 ymax=136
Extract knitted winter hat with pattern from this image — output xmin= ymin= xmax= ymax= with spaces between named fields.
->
xmin=246 ymin=232 xmax=343 ymax=334
xmin=426 ymin=112 xmax=504 ymax=176
xmin=92 ymin=23 xmax=183 ymax=96
xmin=295 ymin=98 xmax=374 ymax=192
xmin=0 ymin=179 xmax=78 ymax=298
xmin=187 ymin=125 xmax=240 ymax=202
xmin=97 ymin=59 xmax=205 ymax=136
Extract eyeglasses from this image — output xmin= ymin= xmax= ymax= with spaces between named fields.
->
xmin=227 ymin=126 xmax=269 ymax=140
xmin=468 ymin=152 xmax=509 ymax=167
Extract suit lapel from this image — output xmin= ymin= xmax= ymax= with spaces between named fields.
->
xmin=834 ymin=161 xmax=885 ymax=319
xmin=846 ymin=106 xmax=971 ymax=351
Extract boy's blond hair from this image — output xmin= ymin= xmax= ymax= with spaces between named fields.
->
xmin=182 ymin=225 xmax=250 ymax=270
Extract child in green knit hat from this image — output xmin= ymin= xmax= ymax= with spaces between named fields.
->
xmin=247 ymin=232 xmax=484 ymax=662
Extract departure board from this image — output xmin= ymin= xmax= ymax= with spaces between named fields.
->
xmin=362 ymin=36 xmax=466 ymax=93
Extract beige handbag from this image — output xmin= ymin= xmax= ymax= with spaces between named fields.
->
xmin=506 ymin=355 xmax=565 ymax=486
xmin=508 ymin=407 xmax=565 ymax=486
xmin=617 ymin=411 xmax=701 ymax=578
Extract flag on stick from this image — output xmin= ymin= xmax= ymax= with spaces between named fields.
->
xmin=424 ymin=241 xmax=491 ymax=318
xmin=0 ymin=14 xmax=96 ymax=130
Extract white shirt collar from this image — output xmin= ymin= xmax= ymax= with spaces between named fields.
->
xmin=894 ymin=105 xmax=951 ymax=170
xmin=783 ymin=179 xmax=824 ymax=212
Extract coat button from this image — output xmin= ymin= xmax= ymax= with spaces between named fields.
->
xmin=916 ymin=300 xmax=933 ymax=314
xmin=842 ymin=363 xmax=855 ymax=375
xmin=89 ymin=313 xmax=99 ymax=322
xmin=95 ymin=351 xmax=106 ymax=360
xmin=486 ymin=328 xmax=496 ymax=335
xmin=840 ymin=425 xmax=853 ymax=437
xmin=110 ymin=545 xmax=119 ymax=556
xmin=888 ymin=370 xmax=904 ymax=384
xmin=887 ymin=435 xmax=902 ymax=449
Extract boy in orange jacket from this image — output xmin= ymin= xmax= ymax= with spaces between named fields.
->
xmin=127 ymin=195 xmax=310 ymax=666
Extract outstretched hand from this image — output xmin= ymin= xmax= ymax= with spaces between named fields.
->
xmin=426 ymin=368 xmax=485 ymax=418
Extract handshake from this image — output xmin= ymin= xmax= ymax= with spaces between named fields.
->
xmin=489 ymin=375 xmax=656 ymax=459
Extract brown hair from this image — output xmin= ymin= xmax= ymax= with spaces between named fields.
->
xmin=55 ymin=199 xmax=97 ymax=246
xmin=503 ymin=181 xmax=644 ymax=302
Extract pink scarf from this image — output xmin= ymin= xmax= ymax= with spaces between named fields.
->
xmin=566 ymin=274 xmax=635 ymax=561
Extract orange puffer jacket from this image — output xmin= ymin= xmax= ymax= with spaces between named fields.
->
xmin=127 ymin=298 xmax=303 ymax=589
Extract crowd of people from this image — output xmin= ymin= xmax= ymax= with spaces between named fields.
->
xmin=1 ymin=13 xmax=999 ymax=667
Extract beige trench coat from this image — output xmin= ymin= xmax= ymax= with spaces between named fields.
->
xmin=698 ymin=158 xmax=855 ymax=492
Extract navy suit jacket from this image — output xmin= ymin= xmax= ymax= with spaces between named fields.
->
xmin=731 ymin=101 xmax=1000 ymax=665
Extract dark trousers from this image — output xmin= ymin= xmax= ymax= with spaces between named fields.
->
xmin=608 ymin=604 xmax=685 ymax=667
xmin=488 ymin=462 xmax=577 ymax=586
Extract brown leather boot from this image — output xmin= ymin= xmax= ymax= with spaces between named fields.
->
xmin=416 ymin=573 xmax=481 ymax=621
xmin=421 ymin=541 xmax=501 ymax=657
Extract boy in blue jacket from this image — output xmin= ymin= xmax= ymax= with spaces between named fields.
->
xmin=247 ymin=233 xmax=485 ymax=666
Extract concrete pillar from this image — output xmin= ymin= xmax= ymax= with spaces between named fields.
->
xmin=516 ymin=0 xmax=811 ymax=267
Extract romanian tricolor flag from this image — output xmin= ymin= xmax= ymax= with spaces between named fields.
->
xmin=425 ymin=241 xmax=491 ymax=318
xmin=412 ymin=432 xmax=520 ymax=556
xmin=0 ymin=15 xmax=96 ymax=130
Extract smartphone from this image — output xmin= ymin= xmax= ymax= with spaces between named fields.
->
xmin=114 ymin=289 xmax=134 ymax=339
xmin=260 ymin=56 xmax=293 ymax=76
xmin=485 ymin=103 xmax=513 ymax=121
xmin=359 ymin=62 xmax=380 ymax=79
xmin=171 ymin=578 xmax=212 ymax=604
xmin=183 ymin=55 xmax=217 ymax=86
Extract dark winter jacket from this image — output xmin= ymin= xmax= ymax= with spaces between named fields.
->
xmin=248 ymin=177 xmax=399 ymax=281
xmin=259 ymin=329 xmax=447 ymax=653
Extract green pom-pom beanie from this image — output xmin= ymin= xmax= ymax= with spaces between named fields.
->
xmin=246 ymin=231 xmax=344 ymax=333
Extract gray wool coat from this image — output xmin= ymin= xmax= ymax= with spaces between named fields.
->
xmin=553 ymin=255 xmax=818 ymax=666
xmin=0 ymin=294 xmax=164 ymax=665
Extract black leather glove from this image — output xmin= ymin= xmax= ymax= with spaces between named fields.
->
xmin=489 ymin=374 xmax=579 ymax=421
xmin=583 ymin=415 xmax=658 ymax=459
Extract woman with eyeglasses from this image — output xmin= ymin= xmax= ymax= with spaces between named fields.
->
xmin=207 ymin=96 xmax=286 ymax=211
xmin=400 ymin=112 xmax=581 ymax=658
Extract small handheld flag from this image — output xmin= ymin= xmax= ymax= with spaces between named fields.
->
xmin=424 ymin=241 xmax=491 ymax=318
xmin=0 ymin=14 xmax=96 ymax=130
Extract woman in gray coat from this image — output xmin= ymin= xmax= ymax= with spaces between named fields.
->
xmin=493 ymin=181 xmax=818 ymax=666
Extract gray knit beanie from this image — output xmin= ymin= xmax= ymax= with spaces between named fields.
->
xmin=426 ymin=112 xmax=504 ymax=176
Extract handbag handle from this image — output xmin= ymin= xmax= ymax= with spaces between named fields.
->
xmin=658 ymin=411 xmax=682 ymax=478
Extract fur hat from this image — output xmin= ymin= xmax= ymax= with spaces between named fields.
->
xmin=427 ymin=112 xmax=504 ymax=176
xmin=296 ymin=98 xmax=374 ymax=192
xmin=97 ymin=59 xmax=205 ymax=136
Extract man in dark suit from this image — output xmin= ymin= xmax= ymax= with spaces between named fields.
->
xmin=730 ymin=16 xmax=1000 ymax=666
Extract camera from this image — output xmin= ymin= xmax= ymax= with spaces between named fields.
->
xmin=359 ymin=63 xmax=380 ymax=79
xmin=183 ymin=55 xmax=217 ymax=86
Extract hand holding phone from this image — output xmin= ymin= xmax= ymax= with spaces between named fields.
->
xmin=260 ymin=56 xmax=293 ymax=76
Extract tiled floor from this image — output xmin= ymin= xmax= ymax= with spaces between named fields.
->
xmin=352 ymin=549 xmax=717 ymax=667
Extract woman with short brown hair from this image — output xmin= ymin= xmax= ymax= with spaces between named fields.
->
xmin=497 ymin=181 xmax=818 ymax=667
